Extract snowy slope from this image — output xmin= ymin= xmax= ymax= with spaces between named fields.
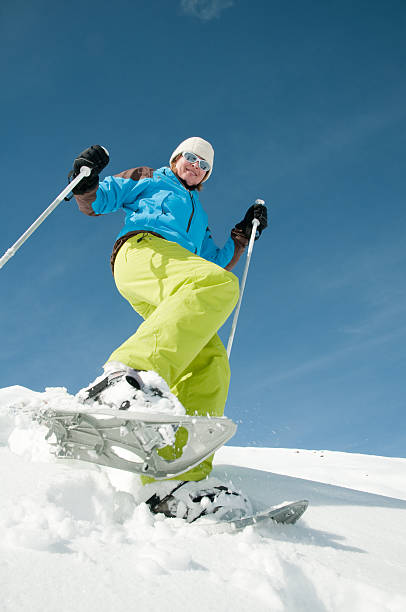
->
xmin=1 ymin=385 xmax=406 ymax=612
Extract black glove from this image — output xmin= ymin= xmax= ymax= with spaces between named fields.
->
xmin=70 ymin=145 xmax=109 ymax=194
xmin=235 ymin=202 xmax=268 ymax=240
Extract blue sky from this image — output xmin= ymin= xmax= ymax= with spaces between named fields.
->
xmin=1 ymin=0 xmax=405 ymax=457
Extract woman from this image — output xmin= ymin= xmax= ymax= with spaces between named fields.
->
xmin=71 ymin=137 xmax=267 ymax=521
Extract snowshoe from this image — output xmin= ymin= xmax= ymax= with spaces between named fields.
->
xmin=204 ymin=499 xmax=309 ymax=533
xmin=36 ymin=407 xmax=237 ymax=479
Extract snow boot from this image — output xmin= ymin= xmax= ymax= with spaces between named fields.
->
xmin=77 ymin=361 xmax=185 ymax=413
xmin=144 ymin=477 xmax=253 ymax=523
xmin=76 ymin=362 xmax=186 ymax=446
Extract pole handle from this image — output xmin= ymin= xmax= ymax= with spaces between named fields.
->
xmin=0 ymin=166 xmax=92 ymax=270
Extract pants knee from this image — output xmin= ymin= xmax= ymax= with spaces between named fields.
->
xmin=193 ymin=265 xmax=238 ymax=321
xmin=223 ymin=270 xmax=239 ymax=312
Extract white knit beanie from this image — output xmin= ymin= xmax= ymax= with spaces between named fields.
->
xmin=169 ymin=137 xmax=214 ymax=181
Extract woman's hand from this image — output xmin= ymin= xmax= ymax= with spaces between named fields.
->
xmin=71 ymin=145 xmax=110 ymax=194
xmin=235 ymin=202 xmax=268 ymax=240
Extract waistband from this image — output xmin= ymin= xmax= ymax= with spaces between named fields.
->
xmin=110 ymin=231 xmax=165 ymax=272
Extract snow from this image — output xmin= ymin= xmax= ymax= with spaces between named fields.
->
xmin=1 ymin=385 xmax=406 ymax=611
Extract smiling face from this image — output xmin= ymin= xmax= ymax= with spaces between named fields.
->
xmin=174 ymin=153 xmax=207 ymax=187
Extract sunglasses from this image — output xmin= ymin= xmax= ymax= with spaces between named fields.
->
xmin=182 ymin=151 xmax=211 ymax=172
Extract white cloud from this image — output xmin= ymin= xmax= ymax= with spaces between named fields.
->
xmin=180 ymin=0 xmax=234 ymax=21
xmin=254 ymin=323 xmax=406 ymax=389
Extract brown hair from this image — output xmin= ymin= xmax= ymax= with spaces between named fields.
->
xmin=170 ymin=154 xmax=206 ymax=192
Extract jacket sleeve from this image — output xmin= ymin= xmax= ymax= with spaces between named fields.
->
xmin=200 ymin=227 xmax=237 ymax=269
xmin=74 ymin=167 xmax=154 ymax=216
xmin=225 ymin=228 xmax=249 ymax=271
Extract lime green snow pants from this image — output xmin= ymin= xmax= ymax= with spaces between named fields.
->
xmin=107 ymin=234 xmax=239 ymax=481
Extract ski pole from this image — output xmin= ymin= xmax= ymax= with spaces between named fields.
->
xmin=227 ymin=199 xmax=264 ymax=358
xmin=0 ymin=166 xmax=92 ymax=270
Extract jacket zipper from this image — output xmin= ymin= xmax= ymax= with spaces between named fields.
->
xmin=169 ymin=168 xmax=196 ymax=234
xmin=186 ymin=192 xmax=195 ymax=233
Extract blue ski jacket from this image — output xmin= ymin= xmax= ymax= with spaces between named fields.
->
xmin=78 ymin=166 xmax=235 ymax=269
